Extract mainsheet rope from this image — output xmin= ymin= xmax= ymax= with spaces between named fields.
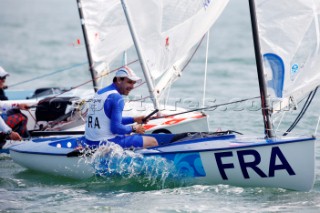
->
xmin=283 ymin=87 xmax=318 ymax=136
xmin=154 ymin=96 xmax=261 ymax=119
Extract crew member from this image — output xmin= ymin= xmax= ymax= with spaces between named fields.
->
xmin=85 ymin=66 xmax=158 ymax=149
xmin=0 ymin=66 xmax=29 ymax=138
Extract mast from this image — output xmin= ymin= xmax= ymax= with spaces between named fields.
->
xmin=120 ymin=0 xmax=160 ymax=111
xmin=248 ymin=0 xmax=274 ymax=138
xmin=76 ymin=0 xmax=98 ymax=92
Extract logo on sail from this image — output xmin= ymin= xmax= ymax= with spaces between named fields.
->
xmin=203 ymin=0 xmax=212 ymax=10
xmin=290 ymin=63 xmax=299 ymax=80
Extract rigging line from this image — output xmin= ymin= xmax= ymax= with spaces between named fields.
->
xmin=275 ymin=110 xmax=286 ymax=133
xmin=133 ymin=81 xmax=146 ymax=89
xmin=283 ymin=87 xmax=318 ymax=136
xmin=8 ymin=62 xmax=88 ymax=88
xmin=286 ymin=91 xmax=315 ymax=131
xmin=26 ymin=109 xmax=37 ymax=126
xmin=96 ymin=59 xmax=138 ymax=78
xmin=181 ymin=35 xmax=206 ymax=72
xmin=28 ymin=59 xmax=140 ymax=108
xmin=154 ymin=96 xmax=260 ymax=119
xmin=129 ymin=77 xmax=173 ymax=104
xmin=128 ymin=95 xmax=150 ymax=103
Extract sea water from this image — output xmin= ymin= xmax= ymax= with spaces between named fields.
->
xmin=1 ymin=0 xmax=320 ymax=212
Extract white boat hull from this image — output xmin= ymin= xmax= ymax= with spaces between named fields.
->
xmin=8 ymin=134 xmax=315 ymax=191
xmin=3 ymin=91 xmax=210 ymax=134
xmin=10 ymin=151 xmax=94 ymax=179
xmin=195 ymin=140 xmax=314 ymax=191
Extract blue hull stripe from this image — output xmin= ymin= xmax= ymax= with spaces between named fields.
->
xmin=9 ymin=136 xmax=315 ymax=156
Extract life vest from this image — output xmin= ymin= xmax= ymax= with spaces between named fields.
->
xmin=85 ymin=89 xmax=118 ymax=142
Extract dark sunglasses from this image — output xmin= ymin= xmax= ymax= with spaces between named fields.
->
xmin=0 ymin=77 xmax=6 ymax=80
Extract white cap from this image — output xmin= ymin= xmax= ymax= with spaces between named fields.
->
xmin=115 ymin=66 xmax=141 ymax=83
xmin=0 ymin=66 xmax=9 ymax=78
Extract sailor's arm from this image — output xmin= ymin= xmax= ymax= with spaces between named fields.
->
xmin=0 ymin=117 xmax=22 ymax=141
xmin=0 ymin=102 xmax=29 ymax=112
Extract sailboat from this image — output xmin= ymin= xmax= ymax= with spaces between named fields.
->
xmin=74 ymin=0 xmax=213 ymax=134
xmin=1 ymin=0 xmax=214 ymax=144
xmin=7 ymin=0 xmax=320 ymax=191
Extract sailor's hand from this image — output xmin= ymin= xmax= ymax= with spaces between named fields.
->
xmin=134 ymin=124 xmax=145 ymax=134
xmin=9 ymin=131 xmax=22 ymax=141
xmin=18 ymin=103 xmax=29 ymax=110
xmin=134 ymin=116 xmax=146 ymax=124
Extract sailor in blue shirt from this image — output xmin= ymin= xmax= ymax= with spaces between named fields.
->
xmin=85 ymin=67 xmax=158 ymax=149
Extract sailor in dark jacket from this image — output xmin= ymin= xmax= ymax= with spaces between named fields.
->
xmin=0 ymin=66 xmax=30 ymax=138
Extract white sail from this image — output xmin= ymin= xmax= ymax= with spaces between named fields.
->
xmin=81 ymin=0 xmax=229 ymax=100
xmin=256 ymin=0 xmax=320 ymax=112
xmin=80 ymin=0 xmax=133 ymax=68
xmin=123 ymin=0 xmax=229 ymax=98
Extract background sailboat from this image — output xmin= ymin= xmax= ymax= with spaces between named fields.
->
xmin=7 ymin=0 xmax=320 ymax=192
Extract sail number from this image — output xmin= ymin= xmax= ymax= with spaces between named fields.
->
xmin=214 ymin=146 xmax=295 ymax=179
